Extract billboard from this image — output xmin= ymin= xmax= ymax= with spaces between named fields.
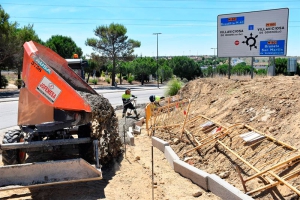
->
xmin=217 ymin=8 xmax=289 ymax=57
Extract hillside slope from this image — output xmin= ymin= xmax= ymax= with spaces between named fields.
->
xmin=168 ymin=76 xmax=300 ymax=199
xmin=179 ymin=76 xmax=300 ymax=149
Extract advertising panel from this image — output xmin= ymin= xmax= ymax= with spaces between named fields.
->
xmin=217 ymin=8 xmax=289 ymax=57
xmin=37 ymin=76 xmax=62 ymax=103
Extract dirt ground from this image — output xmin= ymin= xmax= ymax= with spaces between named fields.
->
xmin=153 ymin=75 xmax=300 ymax=200
xmin=2 ymin=75 xmax=300 ymax=199
xmin=0 ymin=122 xmax=220 ymax=200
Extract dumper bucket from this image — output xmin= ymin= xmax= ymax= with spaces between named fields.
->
xmin=19 ymin=41 xmax=98 ymax=125
xmin=0 ymin=158 xmax=102 ymax=191
xmin=21 ymin=41 xmax=98 ymax=113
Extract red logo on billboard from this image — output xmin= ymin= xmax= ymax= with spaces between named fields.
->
xmin=235 ymin=40 xmax=239 ymax=45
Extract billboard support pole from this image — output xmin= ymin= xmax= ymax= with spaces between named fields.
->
xmin=273 ymin=57 xmax=276 ymax=76
xmin=228 ymin=57 xmax=231 ymax=79
xmin=251 ymin=57 xmax=254 ymax=79
xmin=268 ymin=57 xmax=276 ymax=76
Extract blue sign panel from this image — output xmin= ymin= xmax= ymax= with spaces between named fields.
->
xmin=260 ymin=40 xmax=285 ymax=55
xmin=221 ymin=16 xmax=244 ymax=26
xmin=248 ymin=25 xmax=254 ymax=30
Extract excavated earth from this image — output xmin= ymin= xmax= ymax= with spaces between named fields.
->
xmin=1 ymin=75 xmax=300 ymax=200
xmin=79 ymin=92 xmax=122 ymax=163
xmin=154 ymin=75 xmax=300 ymax=200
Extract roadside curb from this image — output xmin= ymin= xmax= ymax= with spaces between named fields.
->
xmin=0 ymin=98 xmax=19 ymax=103
xmin=151 ymin=136 xmax=254 ymax=200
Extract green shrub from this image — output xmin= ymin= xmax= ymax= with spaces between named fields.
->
xmin=105 ymin=78 xmax=111 ymax=84
xmin=128 ymin=76 xmax=134 ymax=84
xmin=182 ymin=78 xmax=188 ymax=83
xmin=165 ymin=78 xmax=183 ymax=96
xmin=89 ymin=78 xmax=98 ymax=85
xmin=14 ymin=79 xmax=23 ymax=87
xmin=101 ymin=71 xmax=105 ymax=77
xmin=255 ymin=69 xmax=267 ymax=76
xmin=0 ymin=75 xmax=8 ymax=89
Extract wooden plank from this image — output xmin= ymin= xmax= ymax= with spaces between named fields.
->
xmin=217 ymin=140 xmax=274 ymax=186
xmin=257 ymin=150 xmax=297 ymax=170
xmin=217 ymin=140 xmax=261 ymax=173
xmin=244 ymin=124 xmax=297 ymax=150
xmin=180 ymin=99 xmax=192 ymax=138
xmin=247 ymin=168 xmax=300 ymax=196
xmin=245 ymin=154 xmax=300 ymax=182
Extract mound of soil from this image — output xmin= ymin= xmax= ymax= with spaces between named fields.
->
xmin=154 ymin=75 xmax=300 ymax=200
xmin=2 ymin=75 xmax=300 ymax=200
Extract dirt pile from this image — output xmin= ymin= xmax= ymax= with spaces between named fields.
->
xmin=79 ymin=92 xmax=122 ymax=163
xmin=178 ymin=76 xmax=300 ymax=149
xmin=154 ymin=75 xmax=300 ymax=199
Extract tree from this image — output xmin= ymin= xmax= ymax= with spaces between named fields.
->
xmin=231 ymin=63 xmax=251 ymax=75
xmin=122 ymin=61 xmax=134 ymax=81
xmin=158 ymin=58 xmax=172 ymax=83
xmin=131 ymin=57 xmax=156 ymax=85
xmin=217 ymin=64 xmax=229 ymax=76
xmin=169 ymin=56 xmax=202 ymax=80
xmin=45 ymin=35 xmax=83 ymax=58
xmin=14 ymin=25 xmax=43 ymax=88
xmin=85 ymin=23 xmax=141 ymax=86
xmin=275 ymin=57 xmax=287 ymax=75
xmin=0 ymin=6 xmax=19 ymax=88
xmin=115 ymin=60 xmax=128 ymax=85
xmin=85 ymin=53 xmax=107 ymax=83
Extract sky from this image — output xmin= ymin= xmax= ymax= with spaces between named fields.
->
xmin=1 ymin=0 xmax=300 ymax=58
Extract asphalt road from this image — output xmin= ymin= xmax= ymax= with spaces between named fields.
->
xmin=0 ymin=86 xmax=166 ymax=129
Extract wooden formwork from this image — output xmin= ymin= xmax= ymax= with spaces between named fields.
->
xmin=147 ymin=100 xmax=300 ymax=197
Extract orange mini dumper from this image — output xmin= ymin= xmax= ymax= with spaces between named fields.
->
xmin=0 ymin=41 xmax=104 ymax=191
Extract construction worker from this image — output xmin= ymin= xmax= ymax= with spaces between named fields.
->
xmin=122 ymin=89 xmax=139 ymax=118
xmin=149 ymin=95 xmax=165 ymax=107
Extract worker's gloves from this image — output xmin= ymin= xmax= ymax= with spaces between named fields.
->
xmin=132 ymin=95 xmax=136 ymax=98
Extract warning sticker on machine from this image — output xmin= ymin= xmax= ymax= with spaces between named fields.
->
xmin=36 ymin=77 xmax=61 ymax=103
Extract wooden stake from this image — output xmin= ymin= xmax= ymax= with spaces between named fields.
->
xmin=180 ymin=99 xmax=192 ymax=139
xmin=235 ymin=164 xmax=248 ymax=193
